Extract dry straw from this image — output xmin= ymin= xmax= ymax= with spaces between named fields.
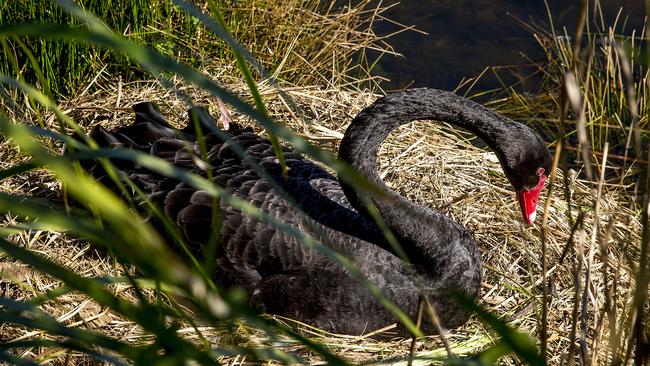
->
xmin=0 ymin=74 xmax=644 ymax=364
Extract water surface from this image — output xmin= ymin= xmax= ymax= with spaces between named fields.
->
xmin=371 ymin=0 xmax=644 ymax=92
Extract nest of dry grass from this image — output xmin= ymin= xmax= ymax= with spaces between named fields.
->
xmin=0 ymin=78 xmax=644 ymax=365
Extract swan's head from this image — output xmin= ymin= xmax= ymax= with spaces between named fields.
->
xmin=500 ymin=138 xmax=552 ymax=225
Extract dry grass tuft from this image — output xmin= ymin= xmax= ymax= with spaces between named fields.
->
xmin=0 ymin=76 xmax=645 ymax=364
xmin=219 ymin=0 xmax=405 ymax=89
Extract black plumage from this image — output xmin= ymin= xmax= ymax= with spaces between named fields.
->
xmin=78 ymin=88 xmax=552 ymax=335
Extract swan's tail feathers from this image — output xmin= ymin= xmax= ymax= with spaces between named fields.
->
xmin=182 ymin=106 xmax=218 ymax=136
xmin=88 ymin=125 xmax=122 ymax=148
xmin=133 ymin=102 xmax=174 ymax=128
xmin=75 ymin=101 xmax=257 ymax=189
xmin=86 ymin=102 xmax=251 ymax=153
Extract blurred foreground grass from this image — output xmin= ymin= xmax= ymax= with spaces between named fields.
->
xmin=0 ymin=0 xmax=648 ymax=365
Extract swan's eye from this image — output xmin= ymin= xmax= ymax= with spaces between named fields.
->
xmin=536 ymin=167 xmax=545 ymax=177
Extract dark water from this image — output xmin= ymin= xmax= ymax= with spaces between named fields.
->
xmin=371 ymin=0 xmax=645 ymax=92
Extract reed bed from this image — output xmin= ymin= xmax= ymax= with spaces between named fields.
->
xmin=0 ymin=0 xmax=397 ymax=98
xmin=483 ymin=1 xmax=649 ymax=185
xmin=468 ymin=2 xmax=650 ymax=363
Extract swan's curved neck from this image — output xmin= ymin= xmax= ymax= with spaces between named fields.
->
xmin=338 ymin=88 xmax=519 ymax=267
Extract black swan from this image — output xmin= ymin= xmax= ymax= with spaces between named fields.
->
xmin=78 ymin=88 xmax=551 ymax=335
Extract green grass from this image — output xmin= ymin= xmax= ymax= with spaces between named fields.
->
xmin=0 ymin=0 xmax=393 ymax=100
xmin=0 ymin=0 xmax=203 ymax=97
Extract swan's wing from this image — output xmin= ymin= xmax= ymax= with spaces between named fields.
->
xmin=75 ymin=102 xmax=373 ymax=291
xmin=162 ymin=178 xmax=351 ymax=291
xmin=163 ymin=175 xmax=415 ymax=335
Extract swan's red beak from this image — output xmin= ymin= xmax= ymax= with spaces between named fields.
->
xmin=516 ymin=172 xmax=547 ymax=225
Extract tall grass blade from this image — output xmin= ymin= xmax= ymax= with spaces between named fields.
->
xmin=454 ymin=292 xmax=545 ymax=366
xmin=0 ymin=339 xmax=127 ymax=366
xmin=0 ymin=351 xmax=40 ymax=366
xmin=0 ymin=285 xmax=144 ymax=360
xmin=627 ymin=147 xmax=650 ymax=364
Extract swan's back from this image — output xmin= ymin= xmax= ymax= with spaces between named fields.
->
xmin=81 ymin=102 xmax=427 ymax=335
